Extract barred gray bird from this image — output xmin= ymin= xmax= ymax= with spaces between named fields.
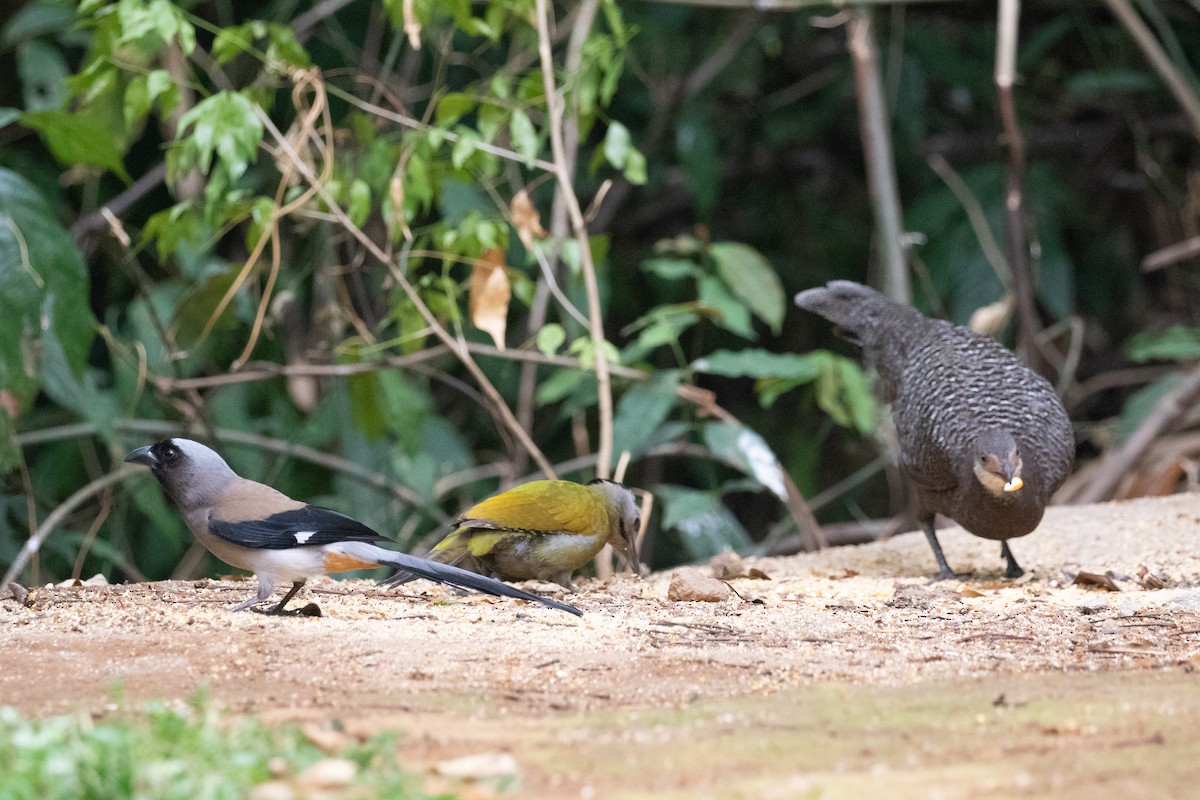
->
xmin=795 ymin=281 xmax=1074 ymax=579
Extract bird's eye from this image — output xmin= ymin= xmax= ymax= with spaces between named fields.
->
xmin=162 ymin=445 xmax=179 ymax=464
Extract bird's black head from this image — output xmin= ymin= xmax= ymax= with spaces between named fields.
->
xmin=124 ymin=438 xmax=237 ymax=511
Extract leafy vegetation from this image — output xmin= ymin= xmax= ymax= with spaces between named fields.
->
xmin=0 ymin=692 xmax=440 ymax=800
xmin=0 ymin=0 xmax=1198 ymax=582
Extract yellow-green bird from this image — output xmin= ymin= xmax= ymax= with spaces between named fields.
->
xmin=428 ymin=479 xmax=641 ymax=590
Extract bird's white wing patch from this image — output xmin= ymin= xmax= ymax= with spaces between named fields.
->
xmin=293 ymin=531 xmax=316 ymax=544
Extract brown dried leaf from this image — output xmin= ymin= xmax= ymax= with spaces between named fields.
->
xmin=1071 ymin=571 xmax=1122 ymax=592
xmin=511 ymin=189 xmax=548 ymax=250
xmin=0 ymin=390 xmax=20 ymax=419
xmin=470 ymin=249 xmax=511 ymax=349
xmin=746 ymin=568 xmax=771 ymax=580
xmin=958 ymin=585 xmax=985 ymax=598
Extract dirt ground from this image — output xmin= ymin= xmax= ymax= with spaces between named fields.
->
xmin=5 ymin=493 xmax=1200 ymax=798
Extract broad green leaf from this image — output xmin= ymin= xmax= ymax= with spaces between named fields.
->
xmin=509 ymin=108 xmax=538 ymax=166
xmin=451 ymin=127 xmax=480 ymax=169
xmin=815 ymin=355 xmax=876 ymax=435
xmin=1125 ymin=325 xmax=1200 ymax=363
xmin=655 ymin=484 xmax=752 ymax=560
xmin=603 ymin=121 xmax=632 ymax=170
xmin=17 ymin=40 xmax=69 ymax=111
xmin=611 ymin=372 xmax=680 ymax=465
xmin=436 ymin=92 xmax=474 ymax=127
xmin=124 ymin=69 xmax=176 ymax=128
xmin=708 ymin=242 xmax=785 ymax=334
xmin=698 ymin=275 xmax=754 ymax=339
xmin=693 ymin=349 xmax=824 ymax=380
xmin=641 ymin=258 xmax=701 ymax=281
xmin=347 ymin=179 xmax=371 ymax=228
xmin=0 ymin=169 xmax=96 ymax=469
xmin=21 ymin=109 xmax=131 ymax=182
xmin=1115 ymin=374 xmax=1179 ymax=445
xmin=116 ymin=0 xmax=196 ymax=55
xmin=536 ymin=323 xmax=566 ymax=357
xmin=702 ymin=421 xmax=787 ymax=499
xmin=175 ymin=91 xmax=263 ymax=182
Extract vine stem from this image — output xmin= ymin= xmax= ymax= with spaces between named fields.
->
xmin=253 ymin=87 xmax=558 ymax=480
xmin=534 ymin=0 xmax=615 ymax=480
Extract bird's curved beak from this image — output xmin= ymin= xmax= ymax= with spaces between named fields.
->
xmin=625 ymin=536 xmax=641 ymax=577
xmin=123 ymin=445 xmax=157 ymax=467
xmin=1002 ymin=462 xmax=1023 ymax=493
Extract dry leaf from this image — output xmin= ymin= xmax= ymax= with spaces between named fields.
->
xmin=1071 ymin=571 xmax=1122 ymax=592
xmin=0 ymin=390 xmax=21 ymax=419
xmin=470 ymin=249 xmax=511 ymax=349
xmin=403 ymin=0 xmax=421 ymax=49
xmin=511 ymin=189 xmax=547 ymax=250
xmin=958 ymin=585 xmax=985 ymax=598
xmin=969 ymin=294 xmax=1013 ymax=335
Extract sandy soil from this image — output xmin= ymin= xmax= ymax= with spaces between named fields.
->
xmin=5 ymin=493 xmax=1200 ymax=798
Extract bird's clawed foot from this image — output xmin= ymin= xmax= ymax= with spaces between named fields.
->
xmin=1000 ymin=541 xmax=1025 ymax=579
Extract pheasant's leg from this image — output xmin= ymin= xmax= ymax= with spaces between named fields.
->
xmin=923 ymin=521 xmax=958 ymax=581
xmin=1000 ymin=541 xmax=1024 ymax=579
xmin=266 ymin=580 xmax=306 ymax=614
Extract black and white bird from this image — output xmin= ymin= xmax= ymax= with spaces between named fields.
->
xmin=124 ymin=438 xmax=582 ymax=616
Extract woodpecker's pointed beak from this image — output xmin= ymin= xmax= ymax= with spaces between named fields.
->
xmin=124 ymin=445 xmax=157 ymax=467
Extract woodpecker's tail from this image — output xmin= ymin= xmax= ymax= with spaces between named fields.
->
xmin=333 ymin=541 xmax=582 ymax=616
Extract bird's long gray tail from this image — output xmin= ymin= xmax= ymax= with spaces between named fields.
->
xmin=335 ymin=541 xmax=582 ymax=616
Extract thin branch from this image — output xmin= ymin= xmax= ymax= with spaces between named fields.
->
xmin=1073 ymin=361 xmax=1200 ymax=504
xmin=534 ymin=0 xmax=615 ymax=479
xmin=1103 ymin=0 xmax=1200 ymax=140
xmin=13 ymin=419 xmax=448 ymax=522
xmin=3 ymin=466 xmax=141 ymax=586
xmin=252 ymin=90 xmax=557 ymax=478
xmin=926 ymin=153 xmax=1011 ymax=286
xmin=846 ymin=7 xmax=908 ymax=303
xmin=996 ymin=0 xmax=1046 ymax=373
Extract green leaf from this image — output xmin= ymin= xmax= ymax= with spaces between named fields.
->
xmin=536 ymin=323 xmax=566 ymax=357
xmin=174 ymin=91 xmax=263 ymax=182
xmin=623 ymin=148 xmax=647 ymax=185
xmin=509 ymin=108 xmax=538 ymax=166
xmin=1115 ymin=374 xmax=1179 ymax=445
xmin=815 ymin=355 xmax=876 ymax=435
xmin=347 ymin=179 xmax=372 ymax=228
xmin=116 ymin=0 xmax=196 ymax=56
xmin=451 ymin=127 xmax=480 ymax=169
xmin=698 ymin=276 xmax=754 ymax=339
xmin=708 ymin=242 xmax=785 ymax=334
xmin=1066 ymin=69 xmax=1157 ymax=98
xmin=611 ymin=372 xmax=681 ymax=465
xmin=702 ymin=421 xmax=788 ymax=499
xmin=641 ymin=258 xmax=701 ymax=281
xmin=655 ymin=484 xmax=752 ymax=560
xmin=0 ymin=168 xmax=96 ymax=469
xmin=603 ymin=121 xmax=632 ymax=169
xmin=1125 ymin=325 xmax=1200 ymax=363
xmin=436 ymin=92 xmax=474 ymax=127
xmin=124 ymin=68 xmax=176 ymax=128
xmin=17 ymin=41 xmax=69 ymax=112
xmin=21 ymin=109 xmax=131 ymax=182
xmin=693 ymin=349 xmax=823 ymax=380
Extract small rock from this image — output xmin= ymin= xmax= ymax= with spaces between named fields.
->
xmin=435 ymin=752 xmax=521 ymax=781
xmin=710 ymin=551 xmax=745 ymax=580
xmin=668 ymin=572 xmax=731 ymax=602
xmin=295 ymin=758 xmax=356 ymax=790
xmin=249 ymin=781 xmax=294 ymax=800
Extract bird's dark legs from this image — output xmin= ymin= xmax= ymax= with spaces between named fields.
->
xmin=267 ymin=580 xmax=306 ymax=614
xmin=1000 ymin=541 xmax=1024 ymax=579
xmin=922 ymin=521 xmax=958 ymax=581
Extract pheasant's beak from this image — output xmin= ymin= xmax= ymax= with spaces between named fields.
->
xmin=1002 ymin=462 xmax=1024 ymax=493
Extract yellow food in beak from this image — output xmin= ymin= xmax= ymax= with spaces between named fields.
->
xmin=1003 ymin=476 xmax=1024 ymax=492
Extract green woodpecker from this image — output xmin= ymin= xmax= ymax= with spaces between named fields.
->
xmin=429 ymin=479 xmax=641 ymax=590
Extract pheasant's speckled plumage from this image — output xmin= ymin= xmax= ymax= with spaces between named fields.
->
xmin=795 ymin=281 xmax=1075 ymax=578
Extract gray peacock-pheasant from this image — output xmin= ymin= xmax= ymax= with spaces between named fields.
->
xmin=795 ymin=281 xmax=1076 ymax=580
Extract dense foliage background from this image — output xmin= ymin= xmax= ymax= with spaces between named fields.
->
xmin=1 ymin=0 xmax=1198 ymax=586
